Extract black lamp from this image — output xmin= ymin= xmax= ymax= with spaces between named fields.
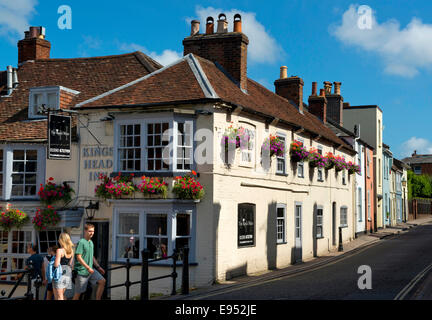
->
xmin=85 ymin=201 xmax=99 ymax=220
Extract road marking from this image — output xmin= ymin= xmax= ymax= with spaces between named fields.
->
xmin=394 ymin=262 xmax=432 ymax=300
xmin=191 ymin=242 xmax=381 ymax=300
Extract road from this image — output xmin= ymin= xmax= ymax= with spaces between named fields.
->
xmin=196 ymin=223 xmax=432 ymax=300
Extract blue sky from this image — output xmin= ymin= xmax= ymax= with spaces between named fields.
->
xmin=1 ymin=0 xmax=432 ymax=159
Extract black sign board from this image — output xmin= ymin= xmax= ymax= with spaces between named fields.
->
xmin=238 ymin=203 xmax=255 ymax=247
xmin=48 ymin=113 xmax=71 ymax=159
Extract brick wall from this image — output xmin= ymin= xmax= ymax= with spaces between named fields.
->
xmin=18 ymin=38 xmax=51 ymax=64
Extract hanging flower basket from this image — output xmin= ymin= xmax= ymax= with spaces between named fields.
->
xmin=173 ymin=171 xmax=204 ymax=200
xmin=333 ymin=155 xmax=348 ymax=172
xmin=38 ymin=177 xmax=74 ymax=206
xmin=32 ymin=206 xmax=60 ymax=231
xmin=262 ymin=135 xmax=285 ymax=157
xmin=347 ymin=161 xmax=361 ymax=175
xmin=324 ymin=152 xmax=336 ymax=170
xmin=0 ymin=208 xmax=29 ymax=231
xmin=95 ymin=173 xmax=136 ymax=199
xmin=307 ymin=148 xmax=326 ymax=168
xmin=137 ymin=176 xmax=168 ymax=199
xmin=290 ymin=140 xmax=309 ymax=162
xmin=221 ymin=125 xmax=251 ymax=152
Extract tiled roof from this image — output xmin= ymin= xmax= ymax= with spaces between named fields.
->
xmin=0 ymin=52 xmax=161 ymax=141
xmin=76 ymin=54 xmax=354 ymax=153
xmin=402 ymin=155 xmax=432 ymax=164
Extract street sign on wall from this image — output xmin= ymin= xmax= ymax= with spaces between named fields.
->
xmin=48 ymin=113 xmax=71 ymax=159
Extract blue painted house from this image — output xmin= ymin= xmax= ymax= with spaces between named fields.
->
xmin=383 ymin=144 xmax=393 ymax=227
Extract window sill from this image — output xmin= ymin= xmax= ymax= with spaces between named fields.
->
xmin=277 ymin=241 xmax=287 ymax=245
xmin=275 ymin=173 xmax=288 ymax=177
xmin=316 ymin=236 xmax=324 ymax=239
xmin=110 ymin=171 xmax=198 ymax=178
xmin=317 ymin=179 xmax=324 ymax=182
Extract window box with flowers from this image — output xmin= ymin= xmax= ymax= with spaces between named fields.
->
xmin=32 ymin=206 xmax=60 ymax=231
xmin=172 ymin=171 xmax=204 ymax=200
xmin=262 ymin=135 xmax=285 ymax=158
xmin=333 ymin=156 xmax=348 ymax=172
xmin=38 ymin=177 xmax=74 ymax=206
xmin=347 ymin=161 xmax=361 ymax=175
xmin=324 ymin=152 xmax=336 ymax=170
xmin=290 ymin=140 xmax=309 ymax=163
xmin=94 ymin=173 xmax=136 ymax=200
xmin=0 ymin=208 xmax=29 ymax=231
xmin=137 ymin=176 xmax=168 ymax=199
xmin=307 ymin=148 xmax=327 ymax=169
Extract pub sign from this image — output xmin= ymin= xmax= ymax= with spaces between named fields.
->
xmin=238 ymin=203 xmax=255 ymax=247
xmin=48 ymin=113 xmax=71 ymax=159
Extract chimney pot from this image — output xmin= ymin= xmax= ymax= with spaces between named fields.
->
xmin=234 ymin=14 xmax=242 ymax=32
xmin=280 ymin=66 xmax=288 ymax=79
xmin=6 ymin=66 xmax=13 ymax=92
xmin=29 ymin=26 xmax=40 ymax=38
xmin=206 ymin=17 xmax=214 ymax=34
xmin=334 ymin=81 xmax=342 ymax=95
xmin=323 ymin=81 xmax=332 ymax=95
xmin=319 ymin=88 xmax=325 ymax=97
xmin=191 ymin=20 xmax=200 ymax=36
xmin=217 ymin=13 xmax=228 ymax=33
xmin=12 ymin=68 xmax=18 ymax=88
xmin=312 ymin=82 xmax=317 ymax=96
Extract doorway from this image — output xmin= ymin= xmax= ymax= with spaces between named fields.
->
xmin=294 ymin=203 xmax=302 ymax=263
xmin=332 ymin=202 xmax=336 ymax=246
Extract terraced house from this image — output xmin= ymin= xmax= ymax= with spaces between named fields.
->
xmin=1 ymin=16 xmax=359 ymax=298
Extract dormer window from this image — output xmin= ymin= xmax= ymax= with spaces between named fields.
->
xmin=28 ymin=86 xmax=79 ymax=119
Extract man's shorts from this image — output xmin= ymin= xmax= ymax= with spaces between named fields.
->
xmin=74 ymin=269 xmax=104 ymax=295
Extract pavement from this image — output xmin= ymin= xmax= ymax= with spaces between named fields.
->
xmin=160 ymin=216 xmax=432 ymax=300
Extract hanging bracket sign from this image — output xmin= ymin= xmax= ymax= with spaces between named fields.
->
xmin=48 ymin=113 xmax=71 ymax=159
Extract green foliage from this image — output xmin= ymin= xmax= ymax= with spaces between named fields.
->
xmin=408 ymin=170 xmax=432 ymax=199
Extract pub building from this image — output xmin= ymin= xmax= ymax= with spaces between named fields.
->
xmin=0 ymin=17 xmax=356 ymax=298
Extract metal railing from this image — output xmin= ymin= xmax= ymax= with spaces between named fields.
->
xmin=0 ymin=261 xmax=41 ymax=300
xmin=106 ymin=246 xmax=189 ymax=300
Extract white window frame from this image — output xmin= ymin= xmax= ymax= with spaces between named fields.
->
xmin=357 ymin=145 xmax=362 ymax=176
xmin=276 ymin=204 xmax=286 ymax=244
xmin=357 ymin=188 xmax=363 ymax=222
xmin=238 ymin=123 xmax=255 ymax=168
xmin=340 ymin=206 xmax=348 ymax=228
xmin=28 ymin=87 xmax=60 ymax=119
xmin=317 ymin=145 xmax=323 ymax=181
xmin=297 ymin=138 xmax=305 ymax=178
xmin=0 ymin=145 xmax=45 ymax=200
xmin=316 ymin=206 xmax=323 ymax=238
xmin=114 ymin=114 xmax=194 ymax=173
xmin=414 ymin=166 xmax=421 ymax=175
xmin=276 ymin=133 xmax=286 ymax=175
xmin=367 ymin=152 xmax=370 ymax=178
xmin=113 ymin=205 xmax=195 ymax=264
xmin=0 ymin=228 xmax=35 ymax=282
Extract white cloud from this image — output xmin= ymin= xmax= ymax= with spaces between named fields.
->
xmin=400 ymin=137 xmax=432 ymax=157
xmin=118 ymin=42 xmax=182 ymax=66
xmin=331 ymin=4 xmax=432 ymax=77
xmin=0 ymin=0 xmax=38 ymax=42
xmin=191 ymin=6 xmax=284 ymax=64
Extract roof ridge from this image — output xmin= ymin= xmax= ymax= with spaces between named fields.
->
xmin=35 ymin=51 xmax=142 ymax=62
xmin=74 ymin=55 xmax=191 ymax=108
xmin=186 ymin=54 xmax=219 ymax=99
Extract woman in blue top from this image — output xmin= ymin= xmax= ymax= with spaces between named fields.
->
xmin=53 ymin=233 xmax=74 ymax=300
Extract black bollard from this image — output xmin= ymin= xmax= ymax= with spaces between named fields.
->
xmin=338 ymin=226 xmax=344 ymax=252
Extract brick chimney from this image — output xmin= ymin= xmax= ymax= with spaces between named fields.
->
xmin=274 ymin=66 xmax=304 ymax=113
xmin=183 ymin=14 xmax=249 ymax=91
xmin=18 ymin=26 xmax=51 ymax=65
xmin=308 ymin=85 xmax=327 ymax=123
xmin=324 ymin=81 xmax=344 ymax=126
